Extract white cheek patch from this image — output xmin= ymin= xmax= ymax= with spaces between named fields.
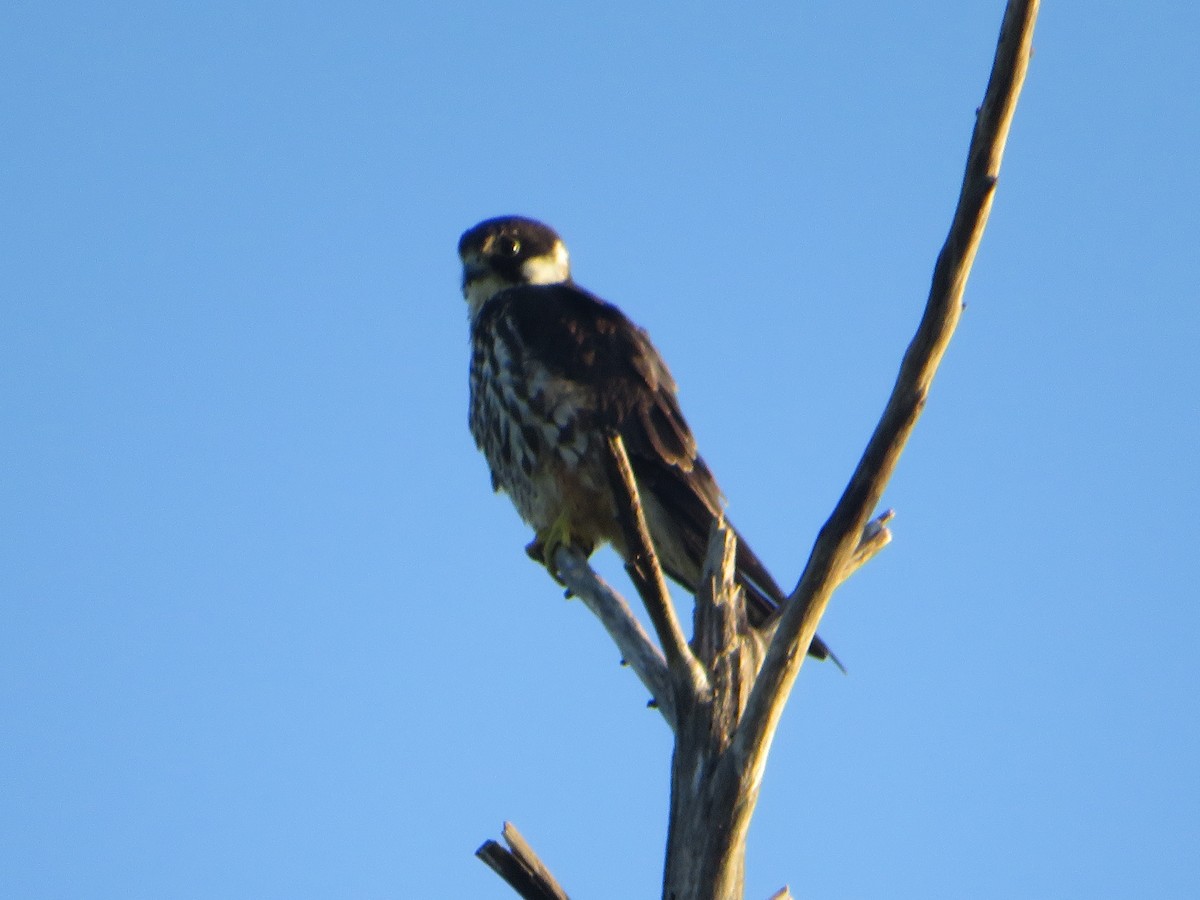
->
xmin=463 ymin=241 xmax=571 ymax=321
xmin=521 ymin=242 xmax=570 ymax=285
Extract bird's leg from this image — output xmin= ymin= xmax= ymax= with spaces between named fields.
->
xmin=525 ymin=510 xmax=595 ymax=586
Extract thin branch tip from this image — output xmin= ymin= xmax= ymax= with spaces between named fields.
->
xmin=862 ymin=509 xmax=895 ymax=541
xmin=476 ymin=821 xmax=571 ymax=900
xmin=734 ymin=0 xmax=1037 ymax=847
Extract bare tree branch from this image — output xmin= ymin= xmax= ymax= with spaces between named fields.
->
xmin=663 ymin=520 xmax=758 ymax=897
xmin=735 ymin=0 xmax=1040 ymax=834
xmin=755 ymin=510 xmax=895 ymax=661
xmin=555 ymin=546 xmax=677 ymax=728
xmin=602 ymin=432 xmax=710 ymax=703
xmin=844 ymin=509 xmax=894 ymax=579
xmin=479 ymin=5 xmax=1038 ymax=897
xmin=477 ymin=822 xmax=571 ymax=900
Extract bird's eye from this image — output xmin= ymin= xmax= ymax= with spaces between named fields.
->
xmin=493 ymin=235 xmax=520 ymax=257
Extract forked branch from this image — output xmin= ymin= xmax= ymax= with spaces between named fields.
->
xmin=736 ymin=0 xmax=1039 ymax=815
xmin=478 ymin=3 xmax=1038 ymax=897
xmin=477 ymin=822 xmax=571 ymax=900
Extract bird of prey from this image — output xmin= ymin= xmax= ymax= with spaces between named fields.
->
xmin=459 ymin=215 xmax=838 ymax=664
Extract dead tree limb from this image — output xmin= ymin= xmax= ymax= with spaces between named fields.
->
xmin=602 ymin=432 xmax=711 ymax=704
xmin=555 ymin=547 xmax=676 ymax=727
xmin=479 ymin=2 xmax=1038 ymax=897
xmin=731 ymin=0 xmax=1040 ymax=882
xmin=477 ymin=822 xmax=571 ymax=900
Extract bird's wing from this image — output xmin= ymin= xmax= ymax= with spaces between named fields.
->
xmin=485 ymin=282 xmax=837 ymax=662
xmin=483 ymin=283 xmax=704 ymax=478
xmin=487 ymin=284 xmax=743 ymax=570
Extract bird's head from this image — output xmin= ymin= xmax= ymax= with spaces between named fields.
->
xmin=458 ymin=216 xmax=571 ymax=319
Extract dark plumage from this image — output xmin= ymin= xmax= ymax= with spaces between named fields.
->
xmin=460 ymin=216 xmax=837 ymax=664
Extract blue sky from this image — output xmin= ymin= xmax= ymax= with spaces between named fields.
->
xmin=3 ymin=2 xmax=1198 ymax=897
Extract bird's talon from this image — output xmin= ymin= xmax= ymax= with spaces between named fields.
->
xmin=528 ymin=512 xmax=584 ymax=585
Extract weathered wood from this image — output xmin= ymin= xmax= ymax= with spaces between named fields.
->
xmin=732 ymin=1 xmax=1040 ymax=880
xmin=476 ymin=822 xmax=571 ymax=900
xmin=659 ymin=511 xmax=893 ymax=899
xmin=478 ymin=4 xmax=1038 ymax=897
xmin=662 ymin=524 xmax=763 ymax=899
xmin=555 ymin=546 xmax=677 ymax=727
xmin=602 ymin=431 xmax=710 ymax=704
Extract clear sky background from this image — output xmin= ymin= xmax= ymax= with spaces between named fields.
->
xmin=3 ymin=2 xmax=1198 ymax=898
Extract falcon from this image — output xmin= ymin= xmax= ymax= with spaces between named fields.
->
xmin=459 ymin=215 xmax=838 ymax=665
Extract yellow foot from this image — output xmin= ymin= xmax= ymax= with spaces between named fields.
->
xmin=525 ymin=512 xmax=594 ymax=584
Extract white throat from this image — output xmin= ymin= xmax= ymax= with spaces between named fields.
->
xmin=464 ymin=273 xmax=510 ymax=321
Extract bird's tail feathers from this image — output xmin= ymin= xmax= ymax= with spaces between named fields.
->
xmin=732 ymin=529 xmax=846 ymax=673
